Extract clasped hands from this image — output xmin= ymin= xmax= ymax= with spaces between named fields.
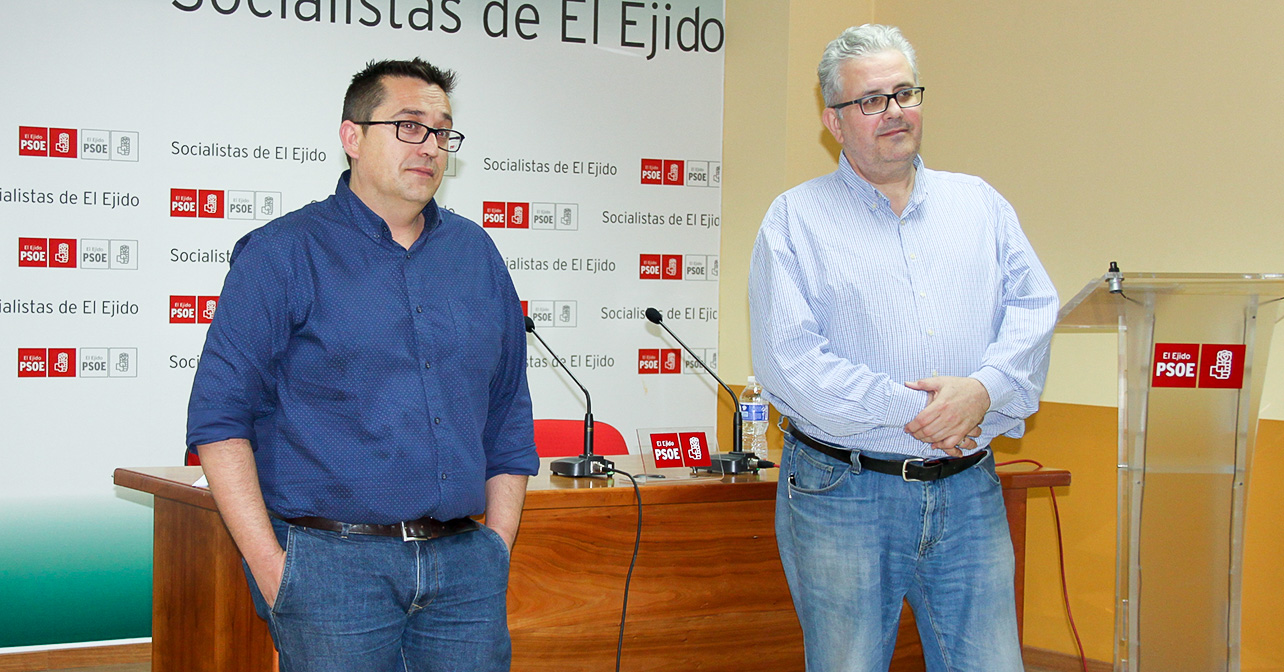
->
xmin=903 ymin=376 xmax=989 ymax=457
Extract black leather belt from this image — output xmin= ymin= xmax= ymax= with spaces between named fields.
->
xmin=788 ymin=426 xmax=986 ymax=482
xmin=275 ymin=513 xmax=478 ymax=542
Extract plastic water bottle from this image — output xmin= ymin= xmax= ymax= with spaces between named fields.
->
xmin=739 ymin=376 xmax=769 ymax=459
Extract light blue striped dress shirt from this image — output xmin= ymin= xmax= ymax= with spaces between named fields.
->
xmin=748 ymin=156 xmax=1058 ymax=459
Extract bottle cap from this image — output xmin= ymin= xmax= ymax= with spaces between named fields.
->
xmin=747 ymin=375 xmax=757 ymax=384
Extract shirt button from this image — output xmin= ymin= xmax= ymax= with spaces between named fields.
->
xmin=932 ymin=369 xmax=939 ymax=376
xmin=441 ymin=472 xmax=448 ymax=480
xmin=908 ymin=253 xmax=917 ymax=260
xmin=416 ymin=305 xmax=423 ymax=313
xmin=926 ymin=329 xmax=935 ymax=336
xmin=405 ymin=252 xmax=411 ymax=260
xmin=424 ymin=361 xmax=431 ymax=369
xmin=919 ymin=291 xmax=926 ymax=298
xmin=900 ymin=219 xmax=907 ymax=226
xmin=434 ymin=417 xmax=441 ymax=424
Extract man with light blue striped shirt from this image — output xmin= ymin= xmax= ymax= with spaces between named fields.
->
xmin=749 ymin=24 xmax=1057 ymax=672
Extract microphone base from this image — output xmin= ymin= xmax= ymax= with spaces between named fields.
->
xmin=695 ymin=451 xmax=759 ymax=475
xmin=550 ymin=454 xmax=615 ymax=478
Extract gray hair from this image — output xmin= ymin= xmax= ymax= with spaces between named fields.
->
xmin=818 ymin=24 xmax=919 ymax=107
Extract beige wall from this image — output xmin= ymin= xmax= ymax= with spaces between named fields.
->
xmin=720 ymin=0 xmax=1284 ymax=419
xmin=719 ymin=0 xmax=873 ymax=390
xmin=719 ymin=0 xmax=1284 ymax=666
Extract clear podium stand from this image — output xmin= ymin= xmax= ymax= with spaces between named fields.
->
xmin=1057 ymin=272 xmax=1284 ymax=672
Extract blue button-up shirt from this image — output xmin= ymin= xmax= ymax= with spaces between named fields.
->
xmin=748 ymin=156 xmax=1057 ymax=458
xmin=187 ymin=172 xmax=538 ymax=523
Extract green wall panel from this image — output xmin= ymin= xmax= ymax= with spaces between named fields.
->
xmin=0 ymin=496 xmax=153 ymax=647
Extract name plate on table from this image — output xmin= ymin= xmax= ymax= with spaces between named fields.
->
xmin=637 ymin=427 xmax=715 ymax=472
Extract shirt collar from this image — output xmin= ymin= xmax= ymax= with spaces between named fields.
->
xmin=334 ymin=170 xmax=441 ymax=246
xmin=837 ymin=154 xmax=929 ymax=214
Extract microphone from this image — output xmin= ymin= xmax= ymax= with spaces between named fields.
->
xmin=525 ymin=316 xmax=613 ymax=477
xmin=1105 ymin=260 xmax=1124 ymax=294
xmin=644 ymin=307 xmax=762 ymax=475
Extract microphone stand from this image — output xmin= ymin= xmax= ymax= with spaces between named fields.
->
xmin=525 ymin=317 xmax=613 ymax=477
xmin=645 ymin=308 xmax=758 ymax=475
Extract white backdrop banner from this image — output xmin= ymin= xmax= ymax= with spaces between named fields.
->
xmin=0 ymin=0 xmax=724 ymax=648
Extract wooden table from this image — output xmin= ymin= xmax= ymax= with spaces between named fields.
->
xmin=114 ymin=458 xmax=1068 ymax=672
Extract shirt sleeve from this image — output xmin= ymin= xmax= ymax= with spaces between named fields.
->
xmin=969 ymin=194 xmax=1058 ymax=444
xmin=749 ymin=195 xmax=929 ymax=438
xmin=481 ymin=250 xmax=539 ymax=479
xmin=186 ymin=229 xmax=299 ymax=451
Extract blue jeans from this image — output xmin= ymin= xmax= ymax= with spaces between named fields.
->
xmin=776 ymin=434 xmax=1023 ymax=672
xmin=244 ymin=517 xmax=512 ymax=672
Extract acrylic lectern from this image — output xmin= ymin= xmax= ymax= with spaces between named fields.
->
xmin=1057 ymin=272 xmax=1284 ymax=672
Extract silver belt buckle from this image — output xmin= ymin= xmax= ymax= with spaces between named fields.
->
xmin=400 ymin=521 xmax=427 ymax=542
xmin=902 ymin=458 xmax=926 ymax=482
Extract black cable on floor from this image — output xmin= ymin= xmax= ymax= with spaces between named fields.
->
xmin=604 ymin=466 xmax=642 ymax=672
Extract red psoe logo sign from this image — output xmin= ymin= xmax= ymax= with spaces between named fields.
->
xmin=17 ymin=349 xmax=47 ymax=377
xmin=638 ymin=348 xmax=660 ymax=374
xmin=639 ymin=254 xmax=661 ymax=279
xmin=650 ymin=431 xmax=711 ymax=468
xmin=170 ymin=295 xmax=219 ymax=324
xmin=677 ymin=432 xmax=711 ymax=467
xmin=1152 ymin=343 xmax=1200 ymax=388
xmin=482 ymin=201 xmax=506 ymax=228
xmin=651 ymin=432 xmax=682 ymax=467
xmin=506 ymin=202 xmax=529 ymax=229
xmin=48 ymin=348 xmax=76 ymax=377
xmin=1153 ymin=343 xmax=1247 ymax=389
xmin=170 ymin=296 xmax=197 ymax=324
xmin=660 ymin=348 xmax=681 ymax=374
xmin=198 ymin=189 xmax=225 ymax=218
xmin=1199 ymin=344 xmax=1245 ymax=389
xmin=49 ymin=128 xmax=78 ymax=158
xmin=18 ymin=238 xmax=48 ymax=267
xmin=171 ymin=189 xmax=198 ymax=217
xmin=18 ymin=127 xmax=48 ymax=156
xmin=663 ymin=159 xmax=685 ymax=185
xmin=199 ymin=296 xmax=219 ymax=323
xmin=661 ymin=254 xmax=683 ymax=280
xmin=640 ymin=158 xmax=663 ymax=185
xmin=49 ymin=238 xmax=77 ymax=268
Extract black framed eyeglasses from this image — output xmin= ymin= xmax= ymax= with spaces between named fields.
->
xmin=354 ymin=120 xmax=465 ymax=152
xmin=831 ymin=87 xmax=925 ymax=116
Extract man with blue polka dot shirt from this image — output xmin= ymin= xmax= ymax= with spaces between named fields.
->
xmin=187 ymin=58 xmax=538 ymax=672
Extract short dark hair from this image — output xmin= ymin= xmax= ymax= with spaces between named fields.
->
xmin=342 ymin=58 xmax=457 ymax=123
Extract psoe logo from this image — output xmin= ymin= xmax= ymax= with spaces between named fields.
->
xmin=638 ymin=254 xmax=662 ymax=279
xmin=639 ymin=254 xmax=683 ymax=279
xmin=648 ymin=431 xmax=712 ymax=469
xmin=172 ymin=188 xmax=281 ymax=220
xmin=169 ymin=295 xmax=220 ymax=324
xmin=18 ymin=348 xmax=141 ymax=378
xmin=680 ymin=348 xmax=718 ymax=375
xmin=481 ymin=201 xmax=579 ymax=230
xmin=1151 ymin=343 xmax=1247 ymax=389
xmin=522 ymin=300 xmax=577 ymax=328
xmin=1198 ymin=343 xmax=1246 ymax=389
xmin=640 ymin=158 xmax=721 ymax=187
xmin=16 ymin=348 xmax=79 ymax=378
xmin=638 ymin=348 xmax=682 ymax=374
xmin=638 ymin=254 xmax=718 ymax=281
xmin=80 ymin=348 xmax=139 ymax=378
xmin=18 ymin=126 xmax=139 ymax=161
xmin=16 ymin=237 xmax=138 ymax=270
